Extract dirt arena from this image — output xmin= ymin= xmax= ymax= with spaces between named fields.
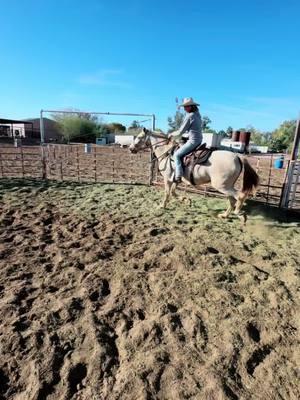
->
xmin=0 ymin=179 xmax=299 ymax=399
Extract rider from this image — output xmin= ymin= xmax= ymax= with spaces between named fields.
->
xmin=168 ymin=97 xmax=203 ymax=183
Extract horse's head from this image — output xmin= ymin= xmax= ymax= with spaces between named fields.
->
xmin=129 ymin=127 xmax=151 ymax=153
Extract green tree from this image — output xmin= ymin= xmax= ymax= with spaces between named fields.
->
xmin=202 ymin=116 xmax=212 ymax=131
xmin=106 ymin=122 xmax=126 ymax=133
xmin=226 ymin=126 xmax=233 ymax=137
xmin=129 ymin=120 xmax=142 ymax=130
xmin=97 ymin=124 xmax=110 ymax=137
xmin=53 ymin=114 xmax=99 ymax=143
xmin=167 ymin=111 xmax=185 ymax=132
xmin=269 ymin=120 xmax=297 ymax=152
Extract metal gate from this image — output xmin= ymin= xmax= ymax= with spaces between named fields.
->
xmin=281 ymin=160 xmax=300 ymax=211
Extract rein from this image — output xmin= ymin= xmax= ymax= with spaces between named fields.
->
xmin=150 ymin=138 xmax=177 ymax=163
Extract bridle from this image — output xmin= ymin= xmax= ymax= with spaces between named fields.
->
xmin=132 ymin=131 xmax=178 ymax=163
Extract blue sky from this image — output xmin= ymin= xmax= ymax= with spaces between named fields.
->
xmin=1 ymin=0 xmax=299 ymax=132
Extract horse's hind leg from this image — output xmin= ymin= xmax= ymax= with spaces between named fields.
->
xmin=233 ymin=192 xmax=248 ymax=224
xmin=211 ymin=186 xmax=238 ymax=219
xmin=218 ymin=196 xmax=236 ymax=219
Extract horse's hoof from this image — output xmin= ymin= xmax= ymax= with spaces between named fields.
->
xmin=218 ymin=213 xmax=228 ymax=219
xmin=238 ymin=213 xmax=247 ymax=225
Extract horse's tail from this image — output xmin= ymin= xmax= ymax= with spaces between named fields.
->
xmin=240 ymin=158 xmax=259 ymax=196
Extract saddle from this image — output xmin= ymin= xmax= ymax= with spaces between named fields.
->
xmin=183 ymin=143 xmax=213 ymax=167
xmin=181 ymin=143 xmax=216 ymax=185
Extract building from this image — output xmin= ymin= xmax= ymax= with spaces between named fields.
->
xmin=221 ymin=135 xmax=269 ymax=154
xmin=0 ymin=118 xmax=33 ymax=138
xmin=202 ymin=132 xmax=223 ymax=148
xmin=0 ymin=117 xmax=63 ymax=144
xmin=114 ymin=135 xmax=136 ymax=147
xmin=25 ymin=118 xmax=63 ymax=143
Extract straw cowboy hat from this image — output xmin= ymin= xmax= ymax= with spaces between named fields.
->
xmin=179 ymin=97 xmax=200 ymax=107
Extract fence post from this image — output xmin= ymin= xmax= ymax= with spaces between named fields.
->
xmin=94 ymin=146 xmax=97 ymax=182
xmin=149 ymin=150 xmax=154 ymax=185
xmin=280 ymin=120 xmax=300 ymax=208
xmin=290 ymin=163 xmax=300 ymax=208
xmin=20 ymin=146 xmax=24 ymax=178
xmin=41 ymin=145 xmax=47 ymax=179
xmin=0 ymin=152 xmax=3 ymax=177
xmin=77 ymin=146 xmax=80 ymax=182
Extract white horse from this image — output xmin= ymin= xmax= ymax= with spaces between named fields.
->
xmin=129 ymin=128 xmax=259 ymax=223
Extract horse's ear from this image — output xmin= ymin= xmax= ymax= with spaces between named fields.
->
xmin=143 ymin=127 xmax=149 ymax=134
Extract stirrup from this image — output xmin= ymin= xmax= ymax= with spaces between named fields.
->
xmin=173 ymin=176 xmax=182 ymax=183
xmin=169 ymin=173 xmax=181 ymax=184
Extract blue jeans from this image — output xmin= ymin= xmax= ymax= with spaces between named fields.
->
xmin=174 ymin=140 xmax=202 ymax=178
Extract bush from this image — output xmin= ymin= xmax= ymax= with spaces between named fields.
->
xmin=54 ymin=115 xmax=99 ymax=143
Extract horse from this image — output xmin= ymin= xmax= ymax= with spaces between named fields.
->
xmin=129 ymin=128 xmax=259 ymax=223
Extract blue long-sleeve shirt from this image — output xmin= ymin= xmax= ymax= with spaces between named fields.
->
xmin=171 ymin=111 xmax=202 ymax=144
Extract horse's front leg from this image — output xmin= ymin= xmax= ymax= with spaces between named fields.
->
xmin=171 ymin=183 xmax=192 ymax=206
xmin=159 ymin=179 xmax=173 ymax=208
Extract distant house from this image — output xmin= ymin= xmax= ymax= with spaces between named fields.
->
xmin=0 ymin=117 xmax=63 ymax=144
xmin=24 ymin=118 xmax=63 ymax=143
xmin=0 ymin=118 xmax=33 ymax=138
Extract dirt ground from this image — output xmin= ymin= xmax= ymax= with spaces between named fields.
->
xmin=0 ymin=179 xmax=299 ymax=400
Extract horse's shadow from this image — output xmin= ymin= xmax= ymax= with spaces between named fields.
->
xmin=243 ymin=200 xmax=300 ymax=227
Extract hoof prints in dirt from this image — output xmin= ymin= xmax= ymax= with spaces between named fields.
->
xmin=68 ymin=298 xmax=84 ymax=322
xmin=89 ymin=279 xmax=110 ymax=302
xmin=68 ymin=363 xmax=87 ymax=397
xmin=207 ymin=246 xmax=219 ymax=254
xmin=194 ymin=315 xmax=208 ymax=352
xmin=246 ymin=345 xmax=273 ymax=376
xmin=247 ymin=322 xmax=261 ymax=343
xmin=149 ymin=227 xmax=168 ymax=237
xmin=96 ymin=323 xmax=119 ymax=375
xmin=222 ymin=382 xmax=239 ymax=400
xmin=0 ymin=369 xmax=10 ymax=398
xmin=37 ymin=338 xmax=72 ymax=400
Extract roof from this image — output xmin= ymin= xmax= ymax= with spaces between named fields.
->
xmin=0 ymin=118 xmax=33 ymax=125
xmin=24 ymin=117 xmax=53 ymax=122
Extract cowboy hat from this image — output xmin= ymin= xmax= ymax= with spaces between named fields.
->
xmin=179 ymin=97 xmax=200 ymax=107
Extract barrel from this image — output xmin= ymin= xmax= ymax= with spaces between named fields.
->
xmin=239 ymin=131 xmax=251 ymax=147
xmin=85 ymin=143 xmax=92 ymax=153
xmin=274 ymin=156 xmax=284 ymax=169
xmin=231 ymin=130 xmax=240 ymax=142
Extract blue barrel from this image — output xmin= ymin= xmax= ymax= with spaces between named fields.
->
xmin=85 ymin=143 xmax=92 ymax=153
xmin=274 ymin=156 xmax=284 ymax=169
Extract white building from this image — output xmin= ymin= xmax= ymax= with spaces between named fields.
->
xmin=221 ymin=139 xmax=245 ymax=152
xmin=202 ymin=132 xmax=223 ymax=148
xmin=221 ymin=138 xmax=268 ymax=153
xmin=0 ymin=120 xmax=27 ymax=137
xmin=114 ymin=135 xmax=136 ymax=147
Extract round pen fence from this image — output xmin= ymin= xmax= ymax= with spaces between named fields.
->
xmin=0 ymin=144 xmax=150 ymax=185
xmin=0 ymin=144 xmax=299 ymax=212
